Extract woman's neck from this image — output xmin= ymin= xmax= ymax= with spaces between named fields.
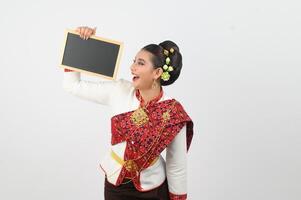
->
xmin=139 ymin=86 xmax=162 ymax=105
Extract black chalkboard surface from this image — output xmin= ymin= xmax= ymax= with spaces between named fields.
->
xmin=60 ymin=29 xmax=123 ymax=80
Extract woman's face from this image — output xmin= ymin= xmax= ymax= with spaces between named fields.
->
xmin=130 ymin=50 xmax=162 ymax=90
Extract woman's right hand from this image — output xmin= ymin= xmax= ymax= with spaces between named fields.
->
xmin=75 ymin=26 xmax=97 ymax=40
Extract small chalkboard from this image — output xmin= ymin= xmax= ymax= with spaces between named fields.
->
xmin=59 ymin=29 xmax=123 ymax=80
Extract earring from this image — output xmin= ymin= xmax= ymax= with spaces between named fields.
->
xmin=152 ymin=79 xmax=158 ymax=89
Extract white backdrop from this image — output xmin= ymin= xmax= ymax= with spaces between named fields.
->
xmin=0 ymin=0 xmax=300 ymax=200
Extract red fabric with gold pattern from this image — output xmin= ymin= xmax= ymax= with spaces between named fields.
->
xmin=110 ymin=89 xmax=194 ymax=188
xmin=169 ymin=192 xmax=187 ymax=200
xmin=64 ymin=68 xmax=74 ymax=72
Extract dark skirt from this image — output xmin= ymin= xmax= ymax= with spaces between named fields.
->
xmin=104 ymin=178 xmax=170 ymax=200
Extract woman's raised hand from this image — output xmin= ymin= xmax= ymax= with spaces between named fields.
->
xmin=75 ymin=26 xmax=97 ymax=40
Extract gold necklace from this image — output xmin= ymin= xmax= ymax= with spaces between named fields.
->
xmin=130 ymin=105 xmax=149 ymax=127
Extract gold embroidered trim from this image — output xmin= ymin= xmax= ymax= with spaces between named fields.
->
xmin=162 ymin=111 xmax=170 ymax=122
xmin=130 ymin=107 xmax=149 ymax=126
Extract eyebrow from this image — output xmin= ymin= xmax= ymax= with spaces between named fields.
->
xmin=134 ymin=57 xmax=146 ymax=63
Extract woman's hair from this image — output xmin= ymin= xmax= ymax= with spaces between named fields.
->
xmin=141 ymin=40 xmax=182 ymax=86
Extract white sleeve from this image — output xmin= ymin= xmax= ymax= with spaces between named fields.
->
xmin=166 ymin=124 xmax=187 ymax=196
xmin=62 ymin=71 xmax=117 ymax=106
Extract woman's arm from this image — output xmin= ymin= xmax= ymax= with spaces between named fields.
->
xmin=62 ymin=69 xmax=117 ymax=106
xmin=166 ymin=124 xmax=188 ymax=200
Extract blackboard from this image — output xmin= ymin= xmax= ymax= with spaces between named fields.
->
xmin=59 ymin=29 xmax=123 ymax=80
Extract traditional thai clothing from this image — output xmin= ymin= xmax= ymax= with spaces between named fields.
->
xmin=63 ymin=70 xmax=194 ymax=200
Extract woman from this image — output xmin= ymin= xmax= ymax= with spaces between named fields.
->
xmin=63 ymin=26 xmax=194 ymax=200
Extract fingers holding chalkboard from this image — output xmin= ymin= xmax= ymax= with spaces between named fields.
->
xmin=75 ymin=26 xmax=97 ymax=40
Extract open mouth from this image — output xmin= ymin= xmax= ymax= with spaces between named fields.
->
xmin=132 ymin=75 xmax=140 ymax=82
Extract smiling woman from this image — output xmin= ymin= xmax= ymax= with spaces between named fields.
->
xmin=141 ymin=41 xmax=183 ymax=86
xmin=130 ymin=41 xmax=183 ymax=104
xmin=62 ymin=26 xmax=194 ymax=200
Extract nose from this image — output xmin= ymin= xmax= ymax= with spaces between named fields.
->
xmin=130 ymin=63 xmax=136 ymax=73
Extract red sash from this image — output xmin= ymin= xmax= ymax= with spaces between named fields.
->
xmin=110 ymin=98 xmax=193 ymax=188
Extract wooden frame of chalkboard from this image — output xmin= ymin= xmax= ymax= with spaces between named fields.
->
xmin=59 ymin=29 xmax=123 ymax=80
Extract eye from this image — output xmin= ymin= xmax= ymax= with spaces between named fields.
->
xmin=133 ymin=59 xmax=144 ymax=66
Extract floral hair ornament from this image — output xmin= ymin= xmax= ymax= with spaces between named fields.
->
xmin=161 ymin=48 xmax=175 ymax=81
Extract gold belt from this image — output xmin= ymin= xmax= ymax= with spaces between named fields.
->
xmin=110 ymin=150 xmax=159 ymax=172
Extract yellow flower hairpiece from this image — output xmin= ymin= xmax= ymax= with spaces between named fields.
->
xmin=161 ymin=48 xmax=175 ymax=81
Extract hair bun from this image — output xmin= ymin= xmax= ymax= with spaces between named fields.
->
xmin=158 ymin=40 xmax=182 ymax=86
xmin=159 ymin=40 xmax=180 ymax=53
xmin=141 ymin=40 xmax=183 ymax=86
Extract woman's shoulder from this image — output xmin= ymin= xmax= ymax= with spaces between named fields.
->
xmin=161 ymin=95 xmax=187 ymax=109
xmin=161 ymin=91 xmax=178 ymax=102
